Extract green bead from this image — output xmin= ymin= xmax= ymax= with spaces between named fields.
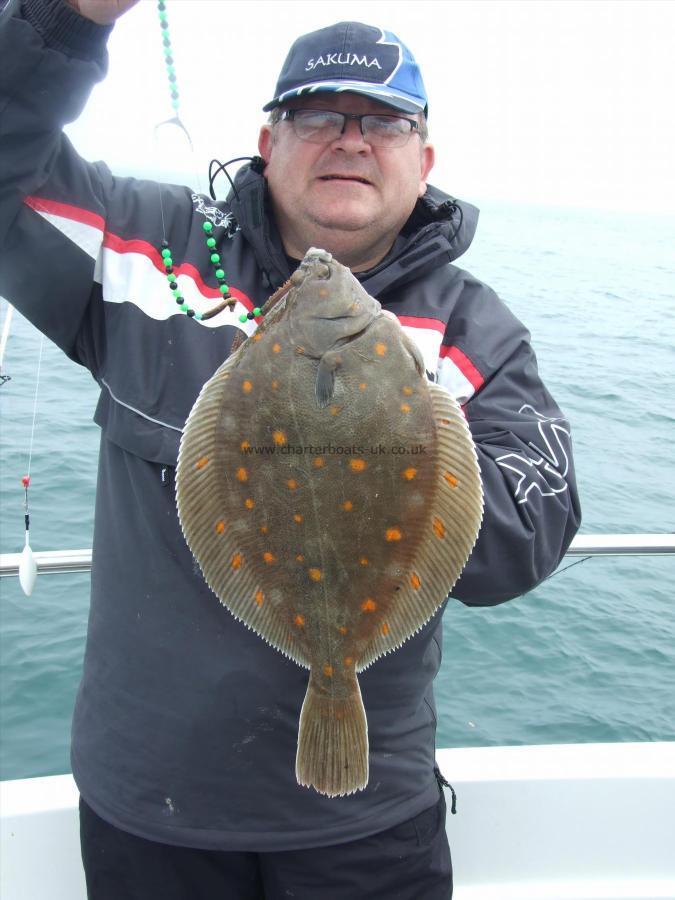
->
xmin=219 ymin=284 xmax=229 ymax=295
xmin=172 ymin=289 xmax=181 ymax=298
xmin=239 ymin=314 xmax=248 ymax=323
xmin=194 ymin=312 xmax=203 ymax=321
xmin=206 ymin=237 xmax=216 ymax=248
xmin=202 ymin=222 xmax=213 ymax=233
xmin=180 ymin=303 xmax=189 ymax=312
xmin=215 ymin=268 xmax=225 ymax=279
xmin=163 ymin=258 xmax=173 ymax=268
xmin=161 ymin=248 xmax=171 ymax=258
xmin=210 ymin=253 xmax=220 ymax=264
xmin=166 ymin=273 xmax=175 ymax=282
xmin=171 ymin=99 xmax=179 ymax=111
xmin=253 ymin=307 xmax=262 ymax=316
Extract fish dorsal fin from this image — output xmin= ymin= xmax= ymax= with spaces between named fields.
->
xmin=357 ymin=384 xmax=483 ymax=670
xmin=176 ymin=351 xmax=312 ymax=668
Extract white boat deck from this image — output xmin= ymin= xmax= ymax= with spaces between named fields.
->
xmin=2 ymin=742 xmax=674 ymax=899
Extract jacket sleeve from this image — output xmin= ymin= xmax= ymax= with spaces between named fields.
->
xmin=440 ymin=273 xmax=582 ymax=606
xmin=0 ymin=0 xmax=114 ymax=366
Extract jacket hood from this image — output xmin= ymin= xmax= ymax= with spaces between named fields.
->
xmin=227 ymin=161 xmax=479 ymax=296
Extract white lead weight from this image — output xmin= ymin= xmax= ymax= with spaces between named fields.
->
xmin=18 ymin=537 xmax=37 ymax=596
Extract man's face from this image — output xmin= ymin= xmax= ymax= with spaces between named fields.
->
xmin=258 ymin=92 xmax=435 ymax=271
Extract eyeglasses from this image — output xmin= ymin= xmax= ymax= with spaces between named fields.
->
xmin=278 ymin=109 xmax=420 ymax=149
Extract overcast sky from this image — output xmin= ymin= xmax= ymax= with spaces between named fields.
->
xmin=64 ymin=0 xmax=675 ymax=215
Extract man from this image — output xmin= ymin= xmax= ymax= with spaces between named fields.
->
xmin=0 ymin=2 xmax=581 ymax=898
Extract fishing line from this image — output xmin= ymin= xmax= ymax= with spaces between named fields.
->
xmin=542 ymin=554 xmax=593 ymax=583
xmin=152 ymin=1 xmax=246 ymax=325
xmin=26 ymin=333 xmax=45 ymax=481
xmin=154 ymin=0 xmax=200 ymax=234
xmin=17 ymin=332 xmax=44 ymax=596
xmin=0 ymin=297 xmax=14 ymax=385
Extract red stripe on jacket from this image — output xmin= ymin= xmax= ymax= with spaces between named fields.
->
xmin=439 ymin=344 xmax=485 ymax=390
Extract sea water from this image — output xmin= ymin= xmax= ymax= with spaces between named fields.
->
xmin=1 ymin=199 xmax=674 ymax=781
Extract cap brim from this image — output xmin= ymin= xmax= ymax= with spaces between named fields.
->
xmin=263 ymin=81 xmax=425 ymax=115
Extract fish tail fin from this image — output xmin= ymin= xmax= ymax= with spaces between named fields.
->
xmin=296 ymin=667 xmax=369 ymax=797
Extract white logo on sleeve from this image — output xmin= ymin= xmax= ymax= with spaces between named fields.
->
xmin=496 ymin=405 xmax=571 ymax=503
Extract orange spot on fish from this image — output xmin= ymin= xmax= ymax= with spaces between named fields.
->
xmin=272 ymin=343 xmax=281 ymax=353
xmin=260 ymin=525 xmax=268 ymax=534
xmin=349 ymin=459 xmax=367 ymax=472
xmin=440 ymin=418 xmax=451 ymax=425
xmin=240 ymin=440 xmax=250 ymax=451
xmin=444 ymin=471 xmax=459 ymax=487
xmin=374 ymin=342 xmax=387 ymax=356
xmin=385 ymin=526 xmax=403 ymax=542
xmin=319 ymin=288 xmax=329 ymax=298
xmin=242 ymin=380 xmax=253 ymax=394
xmin=231 ymin=553 xmax=243 ymax=570
xmin=359 ymin=382 xmax=367 ymax=391
xmin=252 ymin=332 xmax=262 ymax=342
xmin=312 ymin=457 xmax=325 ymax=468
xmin=294 ymin=614 xmax=305 ymax=627
xmin=308 ymin=568 xmax=322 ymax=582
xmin=432 ymin=517 xmax=446 ymax=539
xmin=361 ymin=598 xmax=377 ymax=613
xmin=381 ymin=622 xmax=390 ymax=636
xmin=195 ymin=456 xmax=209 ymax=470
xmin=271 ymin=379 xmax=279 ymax=390
xmin=323 ymin=664 xmax=334 ymax=678
xmin=215 ymin=520 xmax=226 ymax=534
xmin=410 ymin=572 xmax=421 ymax=590
xmin=255 ymin=590 xmax=264 ymax=606
xmin=359 ymin=556 xmax=369 ymax=566
xmin=402 ymin=386 xmax=414 ymax=396
xmin=295 ymin=554 xmax=305 ymax=562
xmin=263 ymin=551 xmax=276 ymax=564
xmin=400 ymin=402 xmax=411 ymax=414
xmin=244 ymin=498 xmax=255 ymax=509
xmin=329 ymin=405 xmax=341 ymax=416
xmin=272 ymin=429 xmax=287 ymax=446
xmin=293 ymin=514 xmax=303 ymax=523
xmin=401 ymin=467 xmax=417 ymax=481
xmin=342 ymin=500 xmax=353 ymax=512
xmin=236 ymin=467 xmax=248 ymax=482
xmin=343 ymin=656 xmax=354 ymax=666
xmin=287 ymin=478 xmax=298 ymax=490
xmin=338 ymin=627 xmax=349 ymax=635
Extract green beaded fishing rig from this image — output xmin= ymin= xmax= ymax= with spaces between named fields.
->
xmin=155 ymin=1 xmax=262 ymax=325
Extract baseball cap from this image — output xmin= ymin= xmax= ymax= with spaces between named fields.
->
xmin=263 ymin=22 xmax=428 ymax=117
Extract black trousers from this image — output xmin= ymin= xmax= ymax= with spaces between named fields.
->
xmin=80 ymin=791 xmax=452 ymax=900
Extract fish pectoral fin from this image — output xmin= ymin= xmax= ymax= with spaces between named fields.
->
xmin=296 ymin=666 xmax=369 ymax=797
xmin=315 ymin=351 xmax=343 ymax=407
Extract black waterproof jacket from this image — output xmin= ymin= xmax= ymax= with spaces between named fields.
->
xmin=0 ymin=0 xmax=581 ymax=850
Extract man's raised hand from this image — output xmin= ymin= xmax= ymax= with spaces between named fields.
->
xmin=65 ymin=0 xmax=140 ymax=26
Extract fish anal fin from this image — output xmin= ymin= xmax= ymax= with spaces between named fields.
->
xmin=357 ymin=383 xmax=483 ymax=670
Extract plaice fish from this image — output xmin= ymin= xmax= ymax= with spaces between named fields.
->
xmin=176 ymin=248 xmax=484 ymax=798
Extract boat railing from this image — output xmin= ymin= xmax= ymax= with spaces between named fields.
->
xmin=0 ymin=533 xmax=674 ymax=578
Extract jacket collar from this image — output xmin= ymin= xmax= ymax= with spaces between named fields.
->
xmin=228 ymin=163 xmax=479 ymax=296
